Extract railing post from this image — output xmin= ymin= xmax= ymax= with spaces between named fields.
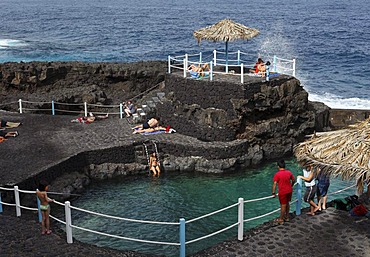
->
xmin=292 ymin=58 xmax=296 ymax=77
xmin=183 ymin=58 xmax=187 ymax=78
xmin=199 ymin=52 xmax=202 ymax=63
xmin=273 ymin=55 xmax=277 ymax=72
xmin=179 ymin=218 xmax=186 ymax=257
xmin=210 ymin=61 xmax=213 ymax=81
xmin=51 ymin=100 xmax=55 ymax=115
xmin=213 ymin=50 xmax=217 ymax=66
xmin=65 ymin=201 xmax=73 ymax=244
xmin=240 ymin=63 xmax=244 ymax=84
xmin=238 ymin=198 xmax=244 ymax=241
xmin=237 ymin=50 xmax=241 ymax=65
xmin=18 ymin=99 xmax=23 ymax=114
xmin=84 ymin=102 xmax=88 ymax=117
xmin=120 ymin=103 xmax=123 ymax=119
xmin=14 ymin=186 xmax=21 ymax=217
xmin=168 ymin=55 xmax=171 ymax=74
xmin=0 ymin=192 xmax=3 ymax=213
xmin=36 ymin=193 xmax=42 ymax=222
xmin=296 ymin=177 xmax=302 ymax=215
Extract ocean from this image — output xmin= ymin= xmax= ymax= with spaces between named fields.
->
xmin=1 ymin=0 xmax=370 ymax=109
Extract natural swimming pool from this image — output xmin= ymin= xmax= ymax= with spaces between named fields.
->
xmin=68 ymin=160 xmax=356 ymax=256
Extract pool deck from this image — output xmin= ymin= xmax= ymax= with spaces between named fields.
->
xmin=1 ymin=111 xmax=370 ymax=257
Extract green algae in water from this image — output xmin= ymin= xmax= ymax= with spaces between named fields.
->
xmin=69 ymin=160 xmax=356 ymax=256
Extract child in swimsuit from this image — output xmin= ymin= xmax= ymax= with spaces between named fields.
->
xmin=36 ymin=180 xmax=54 ymax=235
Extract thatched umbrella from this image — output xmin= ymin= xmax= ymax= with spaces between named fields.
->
xmin=193 ymin=19 xmax=260 ymax=72
xmin=294 ymin=118 xmax=370 ymax=193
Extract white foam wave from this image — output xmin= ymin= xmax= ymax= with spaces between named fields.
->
xmin=0 ymin=39 xmax=28 ymax=48
xmin=308 ymin=92 xmax=370 ymax=110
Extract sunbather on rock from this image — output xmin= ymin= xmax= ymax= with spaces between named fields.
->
xmin=133 ymin=126 xmax=166 ymax=134
xmin=250 ymin=58 xmax=266 ymax=77
xmin=188 ymin=63 xmax=210 ymax=78
xmin=71 ymin=113 xmax=108 ymax=124
xmin=0 ymin=119 xmax=21 ymax=128
xmin=133 ymin=125 xmax=176 ymax=134
xmin=0 ymin=130 xmax=19 ymax=141
xmin=132 ymin=117 xmax=160 ymax=130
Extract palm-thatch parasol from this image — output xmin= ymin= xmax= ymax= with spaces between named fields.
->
xmin=294 ymin=118 xmax=370 ymax=193
xmin=193 ymin=19 xmax=260 ymax=72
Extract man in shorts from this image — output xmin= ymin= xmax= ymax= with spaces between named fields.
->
xmin=272 ymin=160 xmax=295 ymax=225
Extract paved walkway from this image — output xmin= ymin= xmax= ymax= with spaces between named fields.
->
xmin=1 ymin=111 xmax=370 ymax=256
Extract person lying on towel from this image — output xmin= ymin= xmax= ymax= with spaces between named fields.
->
xmin=132 ymin=117 xmax=160 ymax=130
xmin=133 ymin=125 xmax=176 ymax=134
xmin=0 ymin=119 xmax=22 ymax=128
xmin=71 ymin=113 xmax=108 ymax=124
xmin=0 ymin=130 xmax=19 ymax=142
xmin=188 ymin=63 xmax=210 ymax=78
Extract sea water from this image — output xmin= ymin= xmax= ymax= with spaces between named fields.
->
xmin=1 ymin=0 xmax=370 ymax=109
xmin=68 ymin=160 xmax=356 ymax=256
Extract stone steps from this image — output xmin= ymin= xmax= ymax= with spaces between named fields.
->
xmin=131 ymin=92 xmax=165 ymax=123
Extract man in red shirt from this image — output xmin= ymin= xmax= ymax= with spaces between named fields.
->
xmin=272 ymin=160 xmax=295 ymax=225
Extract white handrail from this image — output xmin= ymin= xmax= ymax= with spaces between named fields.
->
xmin=243 ymin=207 xmax=280 ymax=222
xmin=243 ymin=194 xmax=275 ymax=203
xmin=70 ymin=205 xmax=179 ymax=225
xmin=185 ymin=222 xmax=238 ymax=245
xmin=50 ymin=214 xmax=66 ymax=225
xmin=186 ymin=202 xmax=239 ymax=223
xmin=70 ymin=224 xmax=180 ymax=246
xmin=0 ymin=186 xmax=15 ymax=191
xmin=0 ymin=202 xmax=16 ymax=207
xmin=168 ymin=50 xmax=296 ymax=81
xmin=328 ymin=184 xmax=356 ymax=195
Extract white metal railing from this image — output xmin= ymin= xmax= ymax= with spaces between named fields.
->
xmin=168 ymin=50 xmax=296 ymax=83
xmin=3 ymin=99 xmax=125 ymax=118
xmin=0 ymin=181 xmax=355 ymax=257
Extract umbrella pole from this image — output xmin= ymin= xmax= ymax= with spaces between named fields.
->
xmin=225 ymin=41 xmax=229 ymax=73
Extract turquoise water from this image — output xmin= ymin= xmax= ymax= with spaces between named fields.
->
xmin=69 ymin=160 xmax=356 ymax=256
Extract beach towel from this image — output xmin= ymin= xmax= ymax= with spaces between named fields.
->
xmin=190 ymin=71 xmax=199 ymax=78
xmin=141 ymin=128 xmax=176 ymax=135
xmin=134 ymin=126 xmax=176 ymax=135
xmin=0 ymin=121 xmax=21 ymax=128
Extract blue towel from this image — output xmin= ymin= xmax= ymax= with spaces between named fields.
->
xmin=189 ymin=70 xmax=199 ymax=78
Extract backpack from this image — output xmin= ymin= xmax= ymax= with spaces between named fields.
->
xmin=345 ymin=195 xmax=361 ymax=209
xmin=333 ymin=198 xmax=350 ymax=211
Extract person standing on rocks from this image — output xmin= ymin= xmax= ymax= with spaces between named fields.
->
xmin=298 ymin=166 xmax=320 ymax=216
xmin=272 ymin=160 xmax=295 ymax=225
xmin=36 ymin=180 xmax=54 ymax=235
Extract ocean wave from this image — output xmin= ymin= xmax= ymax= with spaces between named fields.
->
xmin=309 ymin=92 xmax=370 ymax=110
xmin=0 ymin=39 xmax=28 ymax=48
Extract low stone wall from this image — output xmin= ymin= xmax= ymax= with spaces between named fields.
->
xmin=17 ymin=145 xmax=137 ymax=191
xmin=329 ymin=109 xmax=370 ymax=129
